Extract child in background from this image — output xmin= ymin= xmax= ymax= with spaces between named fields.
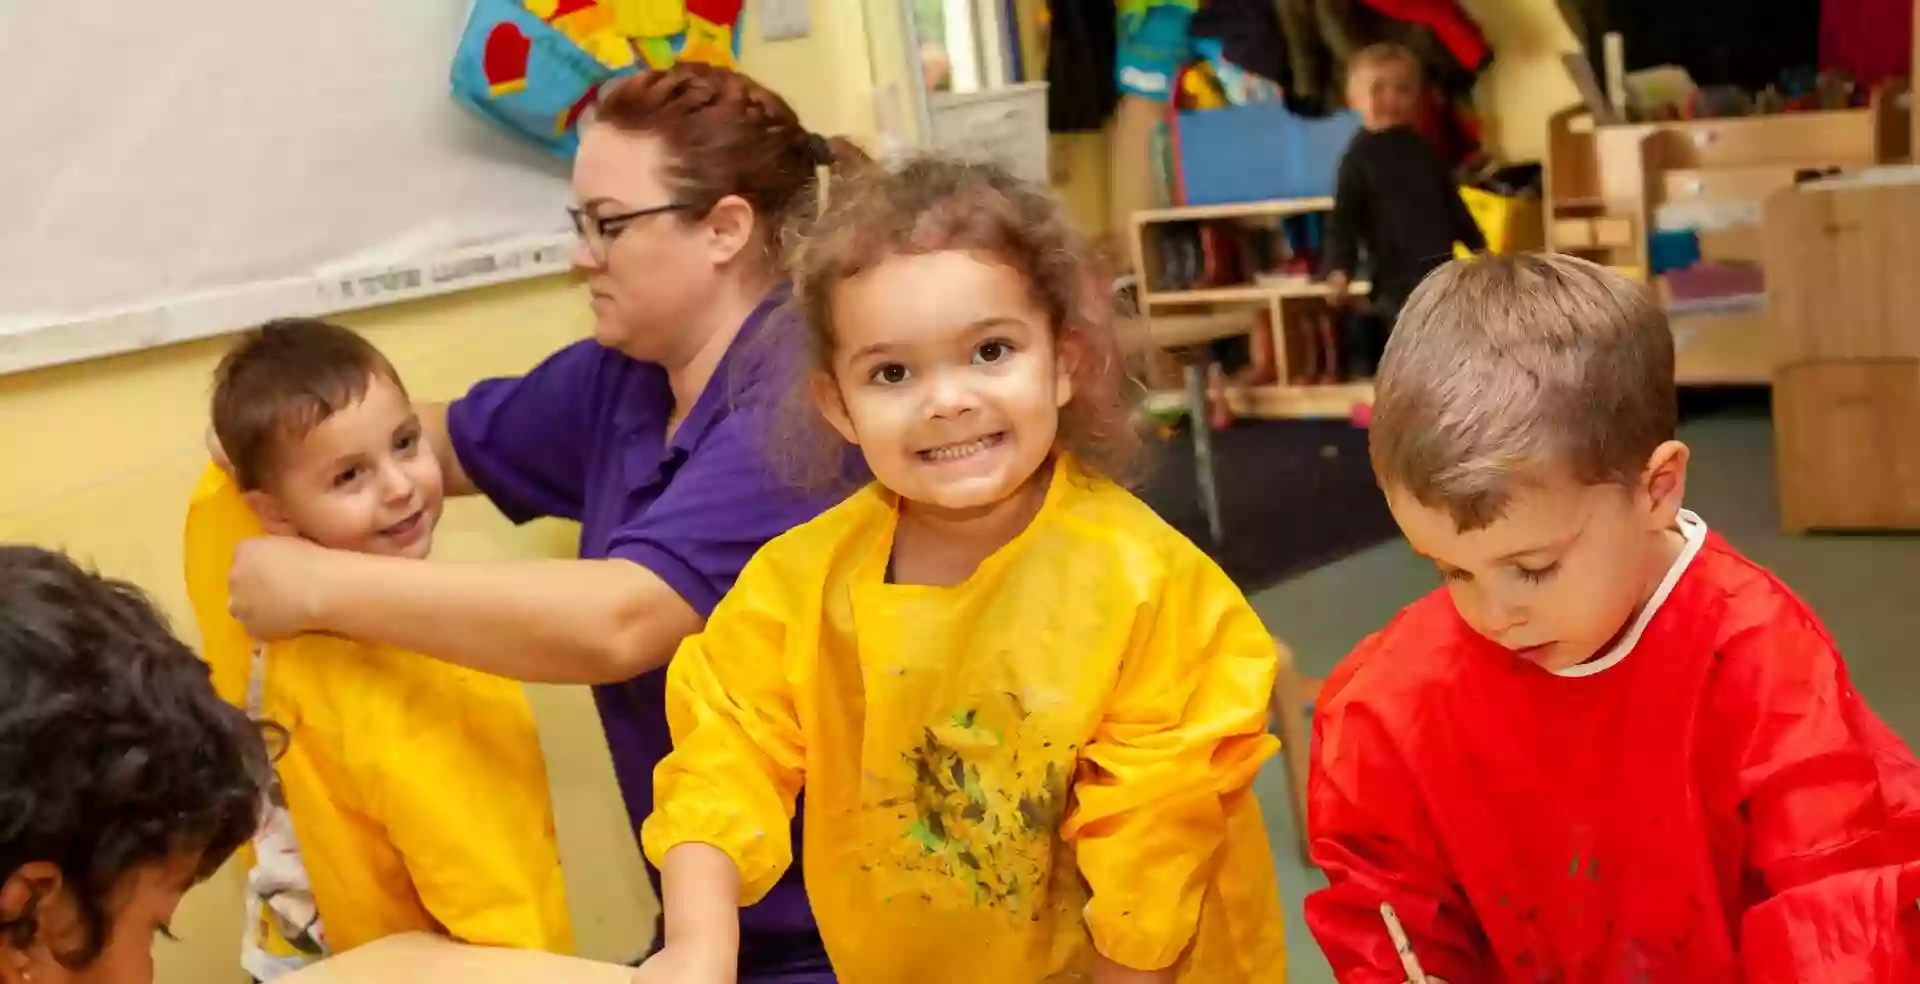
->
xmin=635 ymin=158 xmax=1289 ymax=984
xmin=1324 ymin=43 xmax=1485 ymax=379
xmin=1308 ymin=255 xmax=1920 ymax=982
xmin=0 ymin=545 xmax=269 ymax=984
xmin=185 ymin=320 xmax=573 ymax=980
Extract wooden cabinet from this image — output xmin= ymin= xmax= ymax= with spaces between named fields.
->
xmin=1544 ymin=93 xmax=1910 ymax=386
xmin=1765 ymin=178 xmax=1920 ymax=362
xmin=1765 ymin=176 xmax=1920 ymax=531
xmin=1774 ymin=361 xmax=1920 ymax=532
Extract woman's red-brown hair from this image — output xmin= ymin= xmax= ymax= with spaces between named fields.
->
xmin=783 ymin=155 xmax=1144 ymax=487
xmin=592 ymin=62 xmax=865 ymax=266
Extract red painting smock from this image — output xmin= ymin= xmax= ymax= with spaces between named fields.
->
xmin=1307 ymin=512 xmax=1920 ymax=982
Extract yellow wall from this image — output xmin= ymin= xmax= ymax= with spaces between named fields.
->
xmin=0 ymin=1 xmax=876 ymax=978
xmin=741 ymin=0 xmax=878 ymax=143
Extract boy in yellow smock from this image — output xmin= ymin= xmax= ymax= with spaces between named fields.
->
xmin=635 ymin=158 xmax=1288 ymax=984
xmin=184 ymin=319 xmax=573 ymax=980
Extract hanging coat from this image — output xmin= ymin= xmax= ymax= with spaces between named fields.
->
xmin=1354 ymin=0 xmax=1490 ymax=76
xmin=1047 ymin=0 xmax=1121 ymax=131
xmin=1821 ymin=0 xmax=1913 ymax=91
xmin=1190 ymin=0 xmax=1291 ymax=92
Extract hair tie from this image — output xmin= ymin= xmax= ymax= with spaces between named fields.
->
xmin=806 ymin=132 xmax=834 ymax=166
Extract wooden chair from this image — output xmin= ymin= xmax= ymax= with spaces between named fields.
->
xmin=1269 ymin=636 xmax=1318 ymax=867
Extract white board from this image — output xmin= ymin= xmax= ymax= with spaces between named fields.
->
xmin=0 ymin=1 xmax=579 ymax=375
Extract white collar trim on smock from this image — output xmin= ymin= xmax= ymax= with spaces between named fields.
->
xmin=1551 ymin=509 xmax=1709 ymax=679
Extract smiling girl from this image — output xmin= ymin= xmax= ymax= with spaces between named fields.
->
xmin=633 ymin=157 xmax=1289 ymax=984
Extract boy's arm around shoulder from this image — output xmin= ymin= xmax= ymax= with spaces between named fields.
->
xmin=1705 ymin=594 xmax=1920 ymax=980
xmin=1305 ymin=625 xmax=1492 ymax=984
xmin=1063 ymin=548 xmax=1280 ymax=973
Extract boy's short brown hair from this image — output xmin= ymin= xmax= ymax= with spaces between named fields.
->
xmin=211 ymin=318 xmax=404 ymax=492
xmin=1369 ymin=254 xmax=1676 ymax=530
xmin=1347 ymin=42 xmax=1421 ymax=83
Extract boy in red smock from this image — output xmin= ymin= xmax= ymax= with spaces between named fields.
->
xmin=1306 ymin=254 xmax=1920 ymax=983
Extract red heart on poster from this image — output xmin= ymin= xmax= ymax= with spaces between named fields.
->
xmin=685 ymin=0 xmax=744 ymax=24
xmin=483 ymin=22 xmax=532 ymax=95
xmin=558 ymin=82 xmax=604 ymax=136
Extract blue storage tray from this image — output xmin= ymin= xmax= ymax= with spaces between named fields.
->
xmin=1175 ymin=104 xmax=1362 ymax=205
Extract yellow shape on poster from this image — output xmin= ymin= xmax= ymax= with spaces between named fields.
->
xmin=529 ymin=0 xmax=637 ymax=70
xmin=678 ymin=15 xmax=735 ymax=69
xmin=613 ymin=0 xmax=687 ymax=38
xmin=636 ymin=36 xmax=679 ymax=69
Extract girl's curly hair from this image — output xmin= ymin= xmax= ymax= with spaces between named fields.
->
xmin=0 ymin=546 xmax=269 ymax=967
xmin=770 ymin=155 xmax=1145 ymax=491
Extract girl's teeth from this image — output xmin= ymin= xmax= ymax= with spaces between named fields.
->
xmin=926 ymin=436 xmax=995 ymax=460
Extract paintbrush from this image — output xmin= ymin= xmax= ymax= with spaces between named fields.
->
xmin=1379 ymin=902 xmax=1430 ymax=984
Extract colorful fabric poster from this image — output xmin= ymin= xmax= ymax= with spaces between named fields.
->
xmin=451 ymin=0 xmax=744 ymax=159
xmin=451 ymin=0 xmax=635 ymax=158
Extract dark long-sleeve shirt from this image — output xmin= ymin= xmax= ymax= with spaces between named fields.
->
xmin=1324 ymin=125 xmax=1485 ymax=309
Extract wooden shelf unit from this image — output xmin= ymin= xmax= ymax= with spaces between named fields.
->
xmin=1146 ymin=381 xmax=1375 ymax=417
xmin=1130 ymin=197 xmax=1370 ymax=420
xmin=1543 ymin=92 xmax=1911 ymax=386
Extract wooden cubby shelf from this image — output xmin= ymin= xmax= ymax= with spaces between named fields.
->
xmin=1131 ymin=196 xmax=1372 ymax=420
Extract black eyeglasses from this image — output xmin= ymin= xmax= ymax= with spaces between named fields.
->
xmin=568 ymin=202 xmax=690 ymax=257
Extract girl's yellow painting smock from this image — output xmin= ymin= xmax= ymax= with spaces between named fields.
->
xmin=642 ymin=456 xmax=1288 ymax=982
xmin=183 ymin=466 xmax=573 ymax=964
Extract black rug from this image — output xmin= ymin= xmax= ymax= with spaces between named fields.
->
xmin=1137 ymin=419 xmax=1401 ymax=592
xmin=1134 ymin=388 xmax=1775 ymax=592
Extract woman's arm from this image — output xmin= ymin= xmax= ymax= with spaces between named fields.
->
xmin=418 ymin=401 xmax=478 ymax=498
xmin=229 ymin=537 xmax=700 ymax=684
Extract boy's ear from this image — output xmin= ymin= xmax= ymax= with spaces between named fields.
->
xmin=242 ymin=490 xmax=301 ymax=537
xmin=809 ymin=372 xmax=859 ymax=446
xmin=0 ymin=862 xmax=76 ymax=971
xmin=1640 ymin=439 xmax=1690 ymax=528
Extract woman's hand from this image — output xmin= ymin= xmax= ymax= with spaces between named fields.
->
xmin=229 ymin=536 xmax=334 ymax=639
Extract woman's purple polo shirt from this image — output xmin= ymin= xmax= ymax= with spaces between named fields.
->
xmin=446 ymin=289 xmax=837 ymax=978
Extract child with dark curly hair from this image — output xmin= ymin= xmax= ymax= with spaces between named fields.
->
xmin=636 ymin=157 xmax=1288 ymax=984
xmin=0 ymin=545 xmax=270 ymax=984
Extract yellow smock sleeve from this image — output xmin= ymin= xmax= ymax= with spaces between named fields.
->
xmin=641 ymin=552 xmax=807 ymax=905
xmin=182 ymin=463 xmax=263 ymax=707
xmin=361 ymin=666 xmax=576 ymax=953
xmin=1064 ymin=551 xmax=1280 ymax=971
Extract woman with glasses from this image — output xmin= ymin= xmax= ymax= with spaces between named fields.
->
xmin=221 ymin=62 xmax=862 ymax=983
